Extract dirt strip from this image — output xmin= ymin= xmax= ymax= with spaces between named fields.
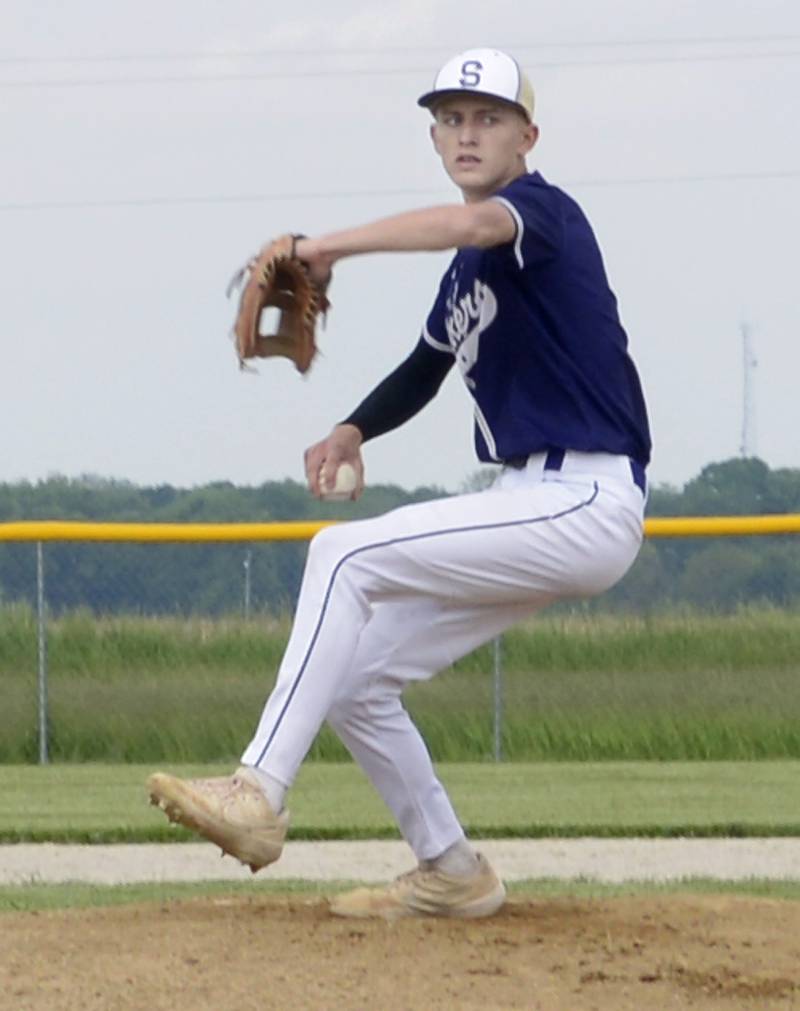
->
xmin=2 ymin=837 xmax=800 ymax=885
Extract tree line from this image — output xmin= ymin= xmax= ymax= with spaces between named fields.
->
xmin=0 ymin=456 xmax=798 ymax=615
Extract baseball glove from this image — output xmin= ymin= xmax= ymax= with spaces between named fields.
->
xmin=227 ymin=234 xmax=329 ymax=374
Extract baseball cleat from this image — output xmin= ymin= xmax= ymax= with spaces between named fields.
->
xmin=146 ymin=766 xmax=289 ymax=872
xmin=329 ymin=852 xmax=506 ymax=920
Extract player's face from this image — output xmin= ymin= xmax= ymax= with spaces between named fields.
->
xmin=430 ymin=97 xmax=538 ymax=201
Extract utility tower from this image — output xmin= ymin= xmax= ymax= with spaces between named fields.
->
xmin=739 ymin=323 xmax=757 ymax=458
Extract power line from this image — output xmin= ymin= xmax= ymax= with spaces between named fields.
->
xmin=577 ymin=168 xmax=800 ymax=186
xmin=1 ymin=48 xmax=799 ymax=89
xmin=2 ymin=34 xmax=800 ymax=65
xmin=0 ymin=187 xmax=447 ymax=212
xmin=1 ymin=168 xmax=796 ymax=214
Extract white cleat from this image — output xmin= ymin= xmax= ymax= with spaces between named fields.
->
xmin=147 ymin=767 xmax=289 ymax=872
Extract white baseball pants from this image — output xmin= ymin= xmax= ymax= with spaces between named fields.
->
xmin=241 ymin=451 xmax=645 ymax=860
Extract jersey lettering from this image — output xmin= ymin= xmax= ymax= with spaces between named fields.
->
xmin=445 ymin=278 xmax=497 ymax=386
xmin=459 ymin=60 xmax=483 ymax=88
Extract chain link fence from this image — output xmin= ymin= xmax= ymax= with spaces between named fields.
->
xmin=3 ymin=515 xmax=799 ymax=766
xmin=2 ymin=527 xmax=508 ymax=765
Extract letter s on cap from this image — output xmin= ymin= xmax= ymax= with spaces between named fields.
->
xmin=459 ymin=60 xmax=483 ymax=88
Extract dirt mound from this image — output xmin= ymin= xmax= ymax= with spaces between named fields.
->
xmin=3 ymin=893 xmax=799 ymax=1010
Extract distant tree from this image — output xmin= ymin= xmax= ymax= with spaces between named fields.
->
xmin=764 ymin=468 xmax=800 ymax=514
xmin=605 ymin=542 xmax=669 ymax=611
xmin=680 ymin=458 xmax=771 ymax=516
xmin=678 ymin=542 xmax=762 ymax=609
xmin=460 ymin=469 xmax=498 ymax=493
xmin=645 ymin=482 xmax=686 ymax=517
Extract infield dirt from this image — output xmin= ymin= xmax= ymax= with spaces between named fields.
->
xmin=3 ymin=892 xmax=800 ymax=1010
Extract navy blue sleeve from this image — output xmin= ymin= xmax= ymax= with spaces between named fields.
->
xmin=341 ymin=338 xmax=454 ymax=442
xmin=491 ymin=174 xmax=564 ymax=269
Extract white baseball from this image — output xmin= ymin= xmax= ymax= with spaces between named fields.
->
xmin=321 ymin=462 xmax=358 ymax=501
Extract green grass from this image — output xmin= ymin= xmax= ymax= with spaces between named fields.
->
xmin=2 ymin=761 xmax=800 ymax=843
xmin=2 ymin=605 xmax=800 ymax=761
xmin=3 ymin=877 xmax=800 ymax=914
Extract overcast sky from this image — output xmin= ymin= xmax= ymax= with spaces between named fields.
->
xmin=1 ymin=0 xmax=798 ymax=495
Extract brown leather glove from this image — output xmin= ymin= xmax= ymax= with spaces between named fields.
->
xmin=227 ymin=234 xmax=330 ymax=374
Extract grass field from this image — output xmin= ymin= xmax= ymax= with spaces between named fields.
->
xmin=4 ymin=759 xmax=800 ymax=913
xmin=4 ymin=876 xmax=800 ymax=914
xmin=2 ymin=606 xmax=800 ymax=763
xmin=2 ymin=760 xmax=800 ymax=843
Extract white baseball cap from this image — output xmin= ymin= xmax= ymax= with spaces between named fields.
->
xmin=417 ymin=48 xmax=535 ymax=122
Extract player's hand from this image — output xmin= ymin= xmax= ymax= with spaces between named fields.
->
xmin=305 ymin=424 xmax=365 ymax=500
xmin=294 ymin=236 xmax=334 ymax=290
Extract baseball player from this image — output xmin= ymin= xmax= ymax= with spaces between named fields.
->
xmin=149 ymin=47 xmax=651 ymax=919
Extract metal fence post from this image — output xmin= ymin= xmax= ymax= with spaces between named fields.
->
xmin=243 ymin=548 xmax=252 ymax=619
xmin=36 ymin=541 xmax=49 ymax=765
xmin=492 ymin=635 xmax=503 ymax=762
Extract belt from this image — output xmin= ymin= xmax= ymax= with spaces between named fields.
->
xmin=504 ymin=448 xmax=647 ymax=495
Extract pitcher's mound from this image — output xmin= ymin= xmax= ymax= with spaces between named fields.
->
xmin=3 ymin=893 xmax=799 ymax=1010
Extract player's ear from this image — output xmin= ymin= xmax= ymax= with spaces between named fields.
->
xmin=522 ymin=123 xmax=539 ymax=155
xmin=430 ymin=122 xmax=441 ymax=154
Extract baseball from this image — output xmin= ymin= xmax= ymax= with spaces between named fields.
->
xmin=321 ymin=462 xmax=358 ymax=501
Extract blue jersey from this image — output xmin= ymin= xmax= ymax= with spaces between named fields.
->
xmin=422 ymin=171 xmax=651 ymax=467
